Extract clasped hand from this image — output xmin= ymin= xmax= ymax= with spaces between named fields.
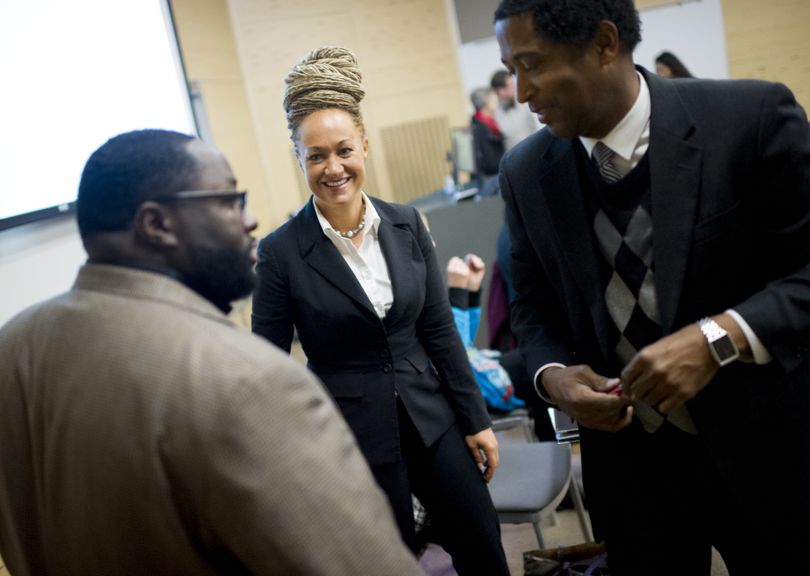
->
xmin=620 ymin=322 xmax=719 ymax=415
xmin=543 ymin=324 xmax=720 ymax=431
xmin=542 ymin=365 xmax=633 ymax=432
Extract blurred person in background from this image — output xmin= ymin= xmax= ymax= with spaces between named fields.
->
xmin=491 ymin=68 xmax=542 ymax=150
xmin=655 ymin=50 xmax=693 ymax=78
xmin=470 ymin=86 xmax=506 ymax=180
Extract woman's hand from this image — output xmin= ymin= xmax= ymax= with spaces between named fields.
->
xmin=464 ymin=253 xmax=486 ymax=292
xmin=465 ymin=427 xmax=499 ymax=482
xmin=447 ymin=256 xmax=470 ymax=289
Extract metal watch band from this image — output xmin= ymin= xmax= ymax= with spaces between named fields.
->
xmin=698 ymin=317 xmax=727 ymax=341
xmin=697 ymin=317 xmax=739 ymax=366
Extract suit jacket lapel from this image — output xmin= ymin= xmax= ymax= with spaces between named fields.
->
xmin=296 ymin=200 xmax=378 ymax=319
xmin=645 ymin=70 xmax=703 ymax=332
xmin=538 ymin=140 xmax=615 ymax=362
xmin=375 ymin=201 xmax=416 ymax=328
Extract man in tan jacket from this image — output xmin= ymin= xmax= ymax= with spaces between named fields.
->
xmin=0 ymin=129 xmax=424 ymax=575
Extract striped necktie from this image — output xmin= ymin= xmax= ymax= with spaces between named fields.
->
xmin=593 ymin=141 xmax=622 ymax=184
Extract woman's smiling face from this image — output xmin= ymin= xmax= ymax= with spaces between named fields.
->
xmin=295 ymin=108 xmax=368 ymax=211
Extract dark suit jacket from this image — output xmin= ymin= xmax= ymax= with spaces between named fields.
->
xmin=252 ymin=197 xmax=491 ymax=465
xmin=501 ymin=68 xmax=810 ymax=531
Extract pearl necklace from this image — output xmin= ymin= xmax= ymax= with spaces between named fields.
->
xmin=335 ymin=200 xmax=367 ymax=239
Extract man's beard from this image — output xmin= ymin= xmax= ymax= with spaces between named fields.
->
xmin=182 ymin=243 xmax=256 ymax=313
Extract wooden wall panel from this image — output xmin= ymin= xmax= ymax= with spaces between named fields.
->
xmin=637 ymin=0 xmax=699 ymax=9
xmin=722 ymin=0 xmax=810 ymax=111
xmin=171 ymin=0 xmax=275 ymax=236
xmin=225 ymin=0 xmax=468 ymax=225
xmin=381 ymin=116 xmax=452 ymax=203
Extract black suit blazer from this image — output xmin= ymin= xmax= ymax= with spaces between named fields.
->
xmin=501 ymin=68 xmax=810 ymax=514
xmin=252 ymin=197 xmax=490 ymax=465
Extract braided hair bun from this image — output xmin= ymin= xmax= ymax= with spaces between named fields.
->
xmin=283 ymin=46 xmax=366 ymax=139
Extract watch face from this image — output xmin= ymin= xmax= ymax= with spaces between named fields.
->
xmin=713 ymin=335 xmax=738 ymax=362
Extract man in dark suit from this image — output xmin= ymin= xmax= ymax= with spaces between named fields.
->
xmin=494 ymin=1 xmax=810 ymax=574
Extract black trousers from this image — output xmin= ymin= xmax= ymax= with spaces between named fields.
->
xmin=592 ymin=419 xmax=806 ymax=576
xmin=371 ymin=399 xmax=509 ymax=576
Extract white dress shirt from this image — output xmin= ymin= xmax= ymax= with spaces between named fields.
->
xmin=314 ymin=193 xmax=394 ymax=319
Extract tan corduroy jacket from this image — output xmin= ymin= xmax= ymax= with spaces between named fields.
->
xmin=0 ymin=263 xmax=421 ymax=576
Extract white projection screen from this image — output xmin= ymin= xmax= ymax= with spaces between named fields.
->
xmin=0 ymin=0 xmax=197 ymax=231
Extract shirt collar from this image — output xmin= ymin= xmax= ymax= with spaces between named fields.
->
xmin=580 ymin=71 xmax=650 ymax=161
xmin=313 ymin=192 xmax=381 ymax=240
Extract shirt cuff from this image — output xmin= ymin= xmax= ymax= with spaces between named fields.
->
xmin=533 ymin=362 xmax=566 ymax=404
xmin=448 ymin=287 xmax=469 ymax=309
xmin=726 ymin=309 xmax=772 ymax=365
xmin=468 ymin=289 xmax=481 ymax=308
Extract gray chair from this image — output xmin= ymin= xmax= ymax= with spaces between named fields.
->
xmin=490 ymin=408 xmax=535 ymax=441
xmin=488 ymin=414 xmax=593 ymax=548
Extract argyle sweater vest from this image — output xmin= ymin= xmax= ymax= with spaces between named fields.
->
xmin=582 ymin=150 xmax=696 ymax=434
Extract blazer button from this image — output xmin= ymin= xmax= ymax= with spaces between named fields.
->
xmin=379 ymin=349 xmax=390 ymax=358
xmin=382 ymin=362 xmax=392 ymax=373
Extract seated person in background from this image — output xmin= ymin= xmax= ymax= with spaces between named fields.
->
xmin=447 ymin=253 xmax=556 ymax=441
xmin=0 ymin=129 xmax=423 ymax=576
xmin=470 ymin=86 xmax=505 ymax=181
xmin=448 ymin=254 xmax=525 ymax=413
xmin=488 ymin=220 xmax=517 ymax=352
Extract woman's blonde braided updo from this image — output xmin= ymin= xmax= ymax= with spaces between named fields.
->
xmin=283 ymin=46 xmax=366 ymax=141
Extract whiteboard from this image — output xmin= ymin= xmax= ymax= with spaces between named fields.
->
xmin=0 ymin=0 xmax=197 ymax=229
xmin=0 ymin=0 xmax=197 ymax=324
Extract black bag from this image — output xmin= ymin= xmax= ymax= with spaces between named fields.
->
xmin=524 ymin=542 xmax=609 ymax=576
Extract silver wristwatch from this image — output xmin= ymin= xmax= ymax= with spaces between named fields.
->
xmin=697 ymin=317 xmax=739 ymax=367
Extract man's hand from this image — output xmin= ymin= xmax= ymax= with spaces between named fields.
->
xmin=621 ymin=322 xmax=721 ymax=415
xmin=542 ymin=365 xmax=633 ymax=432
xmin=465 ymin=427 xmax=499 ymax=482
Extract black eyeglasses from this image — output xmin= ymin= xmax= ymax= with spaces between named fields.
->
xmin=152 ymin=189 xmax=247 ymax=210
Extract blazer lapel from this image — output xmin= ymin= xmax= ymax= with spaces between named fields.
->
xmin=645 ymin=70 xmax=703 ymax=332
xmin=375 ymin=204 xmax=416 ymax=328
xmin=296 ymin=200 xmax=378 ymax=319
xmin=537 ymin=141 xmax=615 ymax=362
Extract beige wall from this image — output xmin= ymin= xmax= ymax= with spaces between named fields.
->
xmin=172 ymin=0 xmax=810 ymax=237
xmin=722 ymin=0 xmax=810 ymax=111
xmin=171 ymin=0 xmax=275 ymax=237
xmin=172 ymin=0 xmax=468 ymax=234
xmin=636 ymin=0 xmax=695 ymax=8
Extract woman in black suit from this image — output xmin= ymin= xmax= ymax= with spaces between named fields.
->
xmin=252 ymin=47 xmax=509 ymax=575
